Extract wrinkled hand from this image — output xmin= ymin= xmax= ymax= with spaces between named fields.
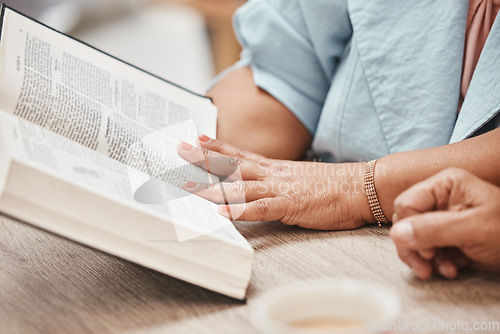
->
xmin=390 ymin=168 xmax=500 ymax=280
xmin=177 ymin=135 xmax=372 ymax=230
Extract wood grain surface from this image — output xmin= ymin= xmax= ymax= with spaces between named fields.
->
xmin=0 ymin=214 xmax=499 ymax=334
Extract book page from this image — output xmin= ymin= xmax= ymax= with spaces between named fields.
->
xmin=0 ymin=113 xmax=249 ymax=247
xmin=0 ymin=7 xmax=218 ymax=187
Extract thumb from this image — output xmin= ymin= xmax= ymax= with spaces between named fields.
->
xmin=390 ymin=210 xmax=473 ymax=250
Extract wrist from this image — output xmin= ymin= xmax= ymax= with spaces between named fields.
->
xmin=374 ymin=156 xmax=397 ymax=221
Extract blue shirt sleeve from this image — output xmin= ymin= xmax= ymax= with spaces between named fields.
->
xmin=232 ymin=0 xmax=352 ymax=134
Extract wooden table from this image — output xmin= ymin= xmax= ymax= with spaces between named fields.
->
xmin=1 ymin=214 xmax=499 ymax=333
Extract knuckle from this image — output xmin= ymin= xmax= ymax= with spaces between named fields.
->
xmin=255 ymin=200 xmax=271 ymax=215
xmin=272 ymin=164 xmax=290 ymax=175
xmin=216 ymin=156 xmax=240 ymax=175
xmin=236 ymin=149 xmax=247 ymax=159
xmin=207 ymin=183 xmax=218 ymax=191
xmin=244 ymin=181 xmax=258 ymax=194
xmin=210 ymin=140 xmax=224 ymax=152
xmin=393 ymin=195 xmax=406 ymax=211
xmin=285 ymin=190 xmax=302 ymax=204
xmin=255 ymin=159 xmax=273 ymax=179
xmin=279 ymin=197 xmax=300 ymax=225
xmin=201 ymin=148 xmax=215 ymax=160
xmin=258 ymin=182 xmax=272 ymax=196
xmin=257 ymin=158 xmax=271 ymax=169
xmin=230 ymin=181 xmax=246 ymax=195
xmin=251 ymin=182 xmax=270 ymax=197
xmin=393 ymin=191 xmax=416 ymax=213
xmin=230 ymin=157 xmax=243 ymax=173
xmin=235 ymin=157 xmax=244 ymax=168
xmin=443 ymin=167 xmax=469 ymax=180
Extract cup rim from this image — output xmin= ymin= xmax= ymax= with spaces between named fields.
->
xmin=252 ymin=277 xmax=401 ymax=334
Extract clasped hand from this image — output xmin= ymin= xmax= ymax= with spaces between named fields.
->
xmin=390 ymin=168 xmax=500 ymax=279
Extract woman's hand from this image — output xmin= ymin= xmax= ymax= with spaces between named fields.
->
xmin=177 ymin=135 xmax=373 ymax=230
xmin=390 ymin=168 xmax=500 ymax=280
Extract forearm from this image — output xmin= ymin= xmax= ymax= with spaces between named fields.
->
xmin=375 ymin=128 xmax=500 ymax=221
xmin=207 ymin=67 xmax=312 ymax=160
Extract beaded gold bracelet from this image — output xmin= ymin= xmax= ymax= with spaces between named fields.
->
xmin=364 ymin=160 xmax=389 ymax=226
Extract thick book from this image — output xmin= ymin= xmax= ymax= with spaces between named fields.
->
xmin=0 ymin=4 xmax=253 ymax=300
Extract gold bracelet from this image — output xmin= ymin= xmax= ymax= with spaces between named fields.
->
xmin=364 ymin=159 xmax=389 ymax=226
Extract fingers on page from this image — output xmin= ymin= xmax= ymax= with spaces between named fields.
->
xmin=182 ymin=181 xmax=274 ymax=204
xmin=178 ymin=142 xmax=262 ymax=180
xmin=198 ymin=135 xmax=264 ymax=162
xmin=218 ymin=198 xmax=288 ymax=222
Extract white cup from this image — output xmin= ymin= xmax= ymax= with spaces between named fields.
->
xmin=253 ymin=278 xmax=401 ymax=334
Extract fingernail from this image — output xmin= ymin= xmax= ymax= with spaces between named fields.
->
xmin=438 ymin=263 xmax=454 ymax=278
xmin=199 ymin=134 xmax=211 ymax=143
xmin=182 ymin=181 xmax=198 ymax=189
xmin=392 ymin=212 xmax=399 ymax=222
xmin=392 ymin=221 xmax=414 ymax=242
xmin=181 ymin=142 xmax=193 ymax=151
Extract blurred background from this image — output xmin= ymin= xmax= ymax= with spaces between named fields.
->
xmin=4 ymin=0 xmax=246 ymax=94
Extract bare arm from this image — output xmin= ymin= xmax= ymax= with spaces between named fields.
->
xmin=207 ymin=67 xmax=312 ymax=160
xmin=377 ymin=128 xmax=500 ymax=221
xmin=177 ymin=127 xmax=500 ymax=230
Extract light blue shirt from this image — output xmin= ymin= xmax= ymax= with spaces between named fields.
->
xmin=224 ymin=0 xmax=500 ymax=162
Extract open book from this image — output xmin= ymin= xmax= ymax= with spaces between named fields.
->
xmin=0 ymin=5 xmax=253 ymax=300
